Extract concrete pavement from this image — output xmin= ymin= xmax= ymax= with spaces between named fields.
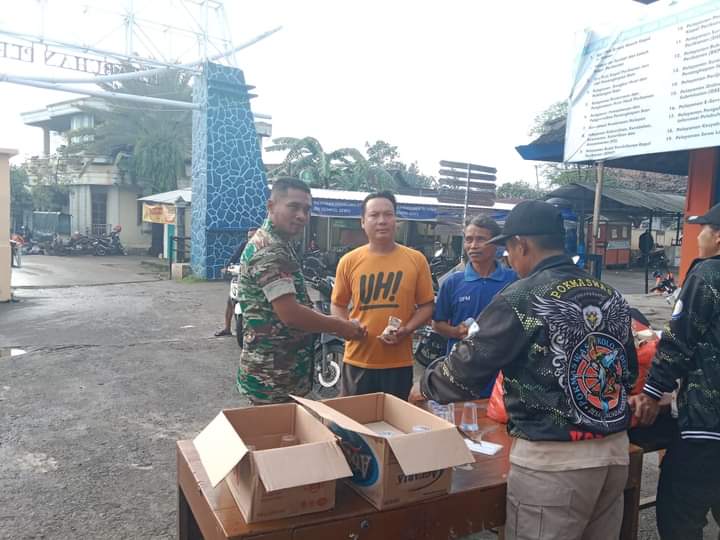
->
xmin=10 ymin=254 xmax=165 ymax=289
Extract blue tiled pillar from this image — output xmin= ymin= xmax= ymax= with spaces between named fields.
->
xmin=191 ymin=62 xmax=268 ymax=279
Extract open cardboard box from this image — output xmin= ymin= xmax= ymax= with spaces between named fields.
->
xmin=193 ymin=402 xmax=352 ymax=523
xmin=293 ymin=393 xmax=474 ymax=510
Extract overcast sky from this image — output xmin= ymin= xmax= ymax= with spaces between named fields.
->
xmin=0 ymin=0 xmax=657 ymax=186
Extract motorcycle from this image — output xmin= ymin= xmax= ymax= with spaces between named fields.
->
xmin=429 ymin=247 xmax=456 ymax=291
xmin=49 ymin=231 xmax=95 ymax=255
xmin=227 ymin=264 xmax=243 ymax=348
xmin=651 ymin=270 xmax=677 ymax=295
xmin=307 ymin=274 xmax=344 ymax=398
xmin=93 ymin=225 xmax=126 ymax=256
xmin=637 ymin=248 xmax=668 ymax=271
xmin=413 ymin=324 xmax=448 ymax=367
xmin=414 ymin=249 xmax=456 ymax=367
xmin=301 ymin=248 xmax=329 ymax=282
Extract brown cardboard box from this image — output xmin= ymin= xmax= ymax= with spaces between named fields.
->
xmin=193 ymin=403 xmax=352 ymax=523
xmin=293 ymin=393 xmax=474 ymax=510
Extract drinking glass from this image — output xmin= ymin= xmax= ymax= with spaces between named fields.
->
xmin=460 ymin=402 xmax=479 ymax=432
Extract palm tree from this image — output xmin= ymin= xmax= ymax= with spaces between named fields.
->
xmin=266 ymin=136 xmax=394 ymax=191
xmin=73 ymin=68 xmax=193 ymax=194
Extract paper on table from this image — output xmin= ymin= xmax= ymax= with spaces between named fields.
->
xmin=464 ymin=438 xmax=502 ymax=456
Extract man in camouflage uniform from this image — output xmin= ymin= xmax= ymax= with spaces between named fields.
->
xmin=237 ymin=177 xmax=365 ymax=404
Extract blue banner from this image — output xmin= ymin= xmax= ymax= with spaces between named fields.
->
xmin=312 ymin=199 xmax=436 ymax=221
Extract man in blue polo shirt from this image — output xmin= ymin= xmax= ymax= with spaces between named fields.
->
xmin=432 ymin=215 xmax=517 ymax=396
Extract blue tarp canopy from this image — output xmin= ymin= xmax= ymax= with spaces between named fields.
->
xmin=515 ymin=117 xmax=690 ymax=176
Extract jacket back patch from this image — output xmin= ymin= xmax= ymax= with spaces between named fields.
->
xmin=533 ymin=289 xmax=631 ymax=430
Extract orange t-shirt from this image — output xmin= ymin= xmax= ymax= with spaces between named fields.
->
xmin=332 ymin=244 xmax=435 ymax=369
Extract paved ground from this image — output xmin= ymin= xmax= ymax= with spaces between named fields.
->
xmin=1 ymin=256 xmax=717 ymax=539
xmin=10 ymin=255 xmax=166 ymax=289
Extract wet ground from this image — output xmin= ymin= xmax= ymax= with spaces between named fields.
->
xmin=1 ymin=256 xmax=717 ymax=539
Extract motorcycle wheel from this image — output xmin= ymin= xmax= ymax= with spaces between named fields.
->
xmin=95 ymin=245 xmax=107 ymax=256
xmin=414 ymin=342 xmax=435 ymax=367
xmin=235 ymin=314 xmax=243 ymax=348
xmin=313 ymin=343 xmax=344 ymax=399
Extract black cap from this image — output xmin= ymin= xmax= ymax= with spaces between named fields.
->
xmin=687 ymin=202 xmax=720 ymax=226
xmin=487 ymin=200 xmax=565 ymax=245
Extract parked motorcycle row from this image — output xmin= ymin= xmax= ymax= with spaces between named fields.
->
xmin=46 ymin=226 xmax=126 ymax=257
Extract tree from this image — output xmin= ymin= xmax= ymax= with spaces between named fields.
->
xmin=529 ymin=101 xmax=567 ymax=137
xmin=266 ymin=136 xmax=395 ymax=190
xmin=31 ymin=184 xmax=70 ymax=212
xmin=496 ymin=181 xmax=546 ymax=200
xmin=10 ymin=166 xmax=33 ymax=229
xmin=267 ymin=136 xmax=435 ymax=191
xmin=529 ymin=101 xmax=622 ymax=188
xmin=76 ymin=68 xmax=193 ymax=194
xmin=365 ymin=140 xmax=435 ymax=189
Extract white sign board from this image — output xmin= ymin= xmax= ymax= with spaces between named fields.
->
xmin=565 ymin=1 xmax=720 ymax=163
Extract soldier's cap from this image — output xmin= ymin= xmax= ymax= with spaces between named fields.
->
xmin=687 ymin=202 xmax=720 ymax=226
xmin=487 ymin=200 xmax=565 ymax=245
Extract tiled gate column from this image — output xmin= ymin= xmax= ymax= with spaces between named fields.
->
xmin=191 ymin=62 xmax=268 ymax=279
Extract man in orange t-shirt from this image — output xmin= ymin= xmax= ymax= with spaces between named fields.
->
xmin=331 ymin=191 xmax=435 ymax=399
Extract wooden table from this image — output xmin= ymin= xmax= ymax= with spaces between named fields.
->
xmin=177 ymin=405 xmax=645 ymax=540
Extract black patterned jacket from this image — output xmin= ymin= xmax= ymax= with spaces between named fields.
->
xmin=644 ymin=255 xmax=720 ymax=442
xmin=421 ymin=255 xmax=638 ymax=442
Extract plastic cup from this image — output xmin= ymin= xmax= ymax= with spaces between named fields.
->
xmin=429 ymin=401 xmax=455 ymax=424
xmin=460 ymin=403 xmax=479 ymax=432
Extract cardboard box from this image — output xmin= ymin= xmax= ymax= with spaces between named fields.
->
xmin=193 ymin=403 xmax=352 ymax=523
xmin=293 ymin=393 xmax=474 ymax=510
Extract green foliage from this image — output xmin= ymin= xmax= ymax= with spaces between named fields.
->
xmin=12 ymin=164 xmax=69 ymax=214
xmin=529 ymin=101 xmax=622 ymax=188
xmin=496 ymin=181 xmax=546 ymax=200
xmin=79 ymin=68 xmax=193 ymax=194
xmin=32 ymin=184 xmax=70 ymax=212
xmin=529 ymin=101 xmax=568 ymax=137
xmin=540 ymin=162 xmax=620 ymax=188
xmin=267 ymin=137 xmax=435 ymax=191
xmin=267 ymin=136 xmax=395 ymax=190
xmin=10 ymin=166 xmax=33 ymax=225
xmin=365 ymin=140 xmax=435 ymax=188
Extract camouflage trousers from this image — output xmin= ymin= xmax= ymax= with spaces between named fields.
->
xmin=237 ymin=348 xmax=313 ymax=405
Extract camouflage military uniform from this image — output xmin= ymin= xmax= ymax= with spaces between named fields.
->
xmin=236 ymin=218 xmax=315 ymax=404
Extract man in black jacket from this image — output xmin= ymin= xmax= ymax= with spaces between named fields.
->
xmin=410 ymin=201 xmax=637 ymax=540
xmin=631 ymin=203 xmax=720 ymax=539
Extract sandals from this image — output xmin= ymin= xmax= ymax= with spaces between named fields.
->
xmin=214 ymin=329 xmax=232 ymax=337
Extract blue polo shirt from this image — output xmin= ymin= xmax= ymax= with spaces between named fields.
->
xmin=433 ymin=262 xmax=517 ymax=396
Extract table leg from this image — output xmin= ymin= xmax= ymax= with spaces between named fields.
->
xmin=620 ymin=448 xmax=644 ymax=540
xmin=179 ymin=483 xmax=204 ymax=540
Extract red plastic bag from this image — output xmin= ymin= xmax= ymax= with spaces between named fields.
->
xmin=487 ymin=372 xmax=508 ymax=424
xmin=486 ymin=318 xmax=659 ymax=426
xmin=630 ymin=318 xmax=659 ymax=427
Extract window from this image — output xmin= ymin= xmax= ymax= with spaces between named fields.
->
xmin=70 ymin=113 xmax=94 ymax=144
xmin=91 ymin=187 xmax=107 ymax=236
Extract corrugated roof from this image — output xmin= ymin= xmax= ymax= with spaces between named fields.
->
xmin=138 ymin=188 xmax=192 ymax=204
xmin=548 ymin=183 xmax=685 ymax=214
